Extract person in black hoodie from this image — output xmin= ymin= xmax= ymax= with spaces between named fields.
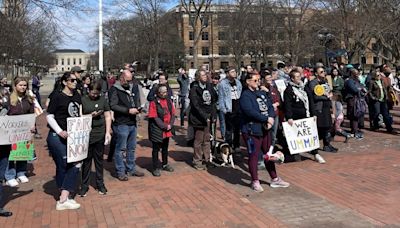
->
xmin=108 ymin=70 xmax=144 ymax=181
xmin=189 ymin=70 xmax=217 ymax=170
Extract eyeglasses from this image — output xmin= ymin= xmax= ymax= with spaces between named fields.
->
xmin=318 ymin=71 xmax=325 ymax=74
xmin=249 ymin=79 xmax=260 ymax=82
xmin=67 ymin=78 xmax=77 ymax=83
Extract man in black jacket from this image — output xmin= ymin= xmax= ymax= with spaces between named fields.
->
xmin=108 ymin=70 xmax=144 ymax=181
xmin=189 ymin=70 xmax=217 ymax=170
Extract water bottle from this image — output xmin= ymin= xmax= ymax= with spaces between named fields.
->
xmin=247 ymin=137 xmax=255 ymax=154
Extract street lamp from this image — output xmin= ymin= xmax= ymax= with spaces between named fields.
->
xmin=1 ymin=53 xmax=7 ymax=77
xmin=317 ymin=28 xmax=334 ymax=66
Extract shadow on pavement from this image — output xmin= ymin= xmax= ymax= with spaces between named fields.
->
xmin=42 ymin=179 xmax=58 ymax=201
xmin=2 ymin=186 xmax=33 ymax=207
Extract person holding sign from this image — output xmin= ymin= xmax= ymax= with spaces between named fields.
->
xmin=5 ymin=77 xmax=35 ymax=187
xmin=307 ymin=67 xmax=338 ymax=153
xmin=46 ymin=72 xmax=82 ymax=210
xmin=240 ymin=72 xmax=290 ymax=192
xmin=148 ymin=84 xmax=175 ymax=176
xmin=79 ymin=80 xmax=112 ymax=196
xmin=283 ymin=70 xmax=326 ymax=164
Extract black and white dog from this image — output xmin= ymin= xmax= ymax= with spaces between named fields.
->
xmin=210 ymin=140 xmax=235 ymax=168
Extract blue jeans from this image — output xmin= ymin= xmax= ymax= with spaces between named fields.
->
xmin=217 ymin=110 xmax=225 ymax=138
xmin=46 ymin=131 xmax=79 ymax=192
xmin=5 ymin=161 xmax=27 ymax=180
xmin=114 ymin=124 xmax=137 ymax=177
xmin=0 ymin=146 xmax=10 ymax=208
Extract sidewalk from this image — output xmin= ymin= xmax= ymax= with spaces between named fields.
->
xmin=0 ymin=111 xmax=399 ymax=227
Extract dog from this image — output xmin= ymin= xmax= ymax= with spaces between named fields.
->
xmin=210 ymin=140 xmax=235 ymax=168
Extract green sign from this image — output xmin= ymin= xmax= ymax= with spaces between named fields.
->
xmin=9 ymin=141 xmax=34 ymax=161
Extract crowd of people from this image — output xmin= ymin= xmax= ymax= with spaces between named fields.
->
xmin=0 ymin=60 xmax=398 ymax=215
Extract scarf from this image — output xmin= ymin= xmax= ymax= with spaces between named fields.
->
xmin=289 ymin=81 xmax=310 ymax=117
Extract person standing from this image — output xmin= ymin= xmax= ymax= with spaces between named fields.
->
xmin=70 ymin=66 xmax=84 ymax=94
xmin=46 ymin=72 xmax=82 ymax=210
xmin=218 ymin=67 xmax=242 ymax=152
xmin=5 ymin=77 xmax=35 ymax=187
xmin=240 ymin=72 xmax=290 ymax=192
xmin=177 ymin=68 xmax=190 ymax=127
xmin=307 ymin=67 xmax=338 ymax=152
xmin=148 ymin=85 xmax=175 ymax=176
xmin=108 ymin=70 xmax=144 ymax=181
xmin=80 ymin=80 xmax=112 ymax=196
xmin=189 ymin=70 xmax=217 ymax=170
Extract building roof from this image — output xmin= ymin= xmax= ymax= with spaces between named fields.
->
xmin=54 ymin=49 xmax=86 ymax=53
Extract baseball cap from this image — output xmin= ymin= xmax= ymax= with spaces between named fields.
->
xmin=71 ymin=66 xmax=84 ymax=73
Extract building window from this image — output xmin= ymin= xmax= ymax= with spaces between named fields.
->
xmin=61 ymin=59 xmax=64 ymax=65
xmin=218 ymin=31 xmax=226 ymax=40
xmin=220 ymin=61 xmax=229 ymax=70
xmin=189 ymin=47 xmax=194 ymax=56
xmin=268 ymin=61 xmax=273 ymax=67
xmin=189 ymin=31 xmax=194 ymax=41
xmin=219 ymin=46 xmax=229 ymax=55
xmin=73 ymin=58 xmax=76 ymax=65
xmin=202 ymin=32 xmax=209 ymax=41
xmin=79 ymin=58 xmax=82 ymax=65
xmin=202 ymin=47 xmax=209 ymax=55
xmin=62 ymin=67 xmax=64 ymax=71
xmin=190 ymin=62 xmax=194 ymax=68
xmin=55 ymin=59 xmax=58 ymax=65
xmin=373 ymin=56 xmax=379 ymax=64
xmin=372 ymin=43 xmax=379 ymax=52
xmin=67 ymin=67 xmax=70 ymax=70
xmin=67 ymin=58 xmax=70 ymax=65
xmin=361 ymin=56 xmax=366 ymax=64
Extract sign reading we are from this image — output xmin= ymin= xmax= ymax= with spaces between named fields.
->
xmin=0 ymin=114 xmax=36 ymax=145
xmin=282 ymin=117 xmax=320 ymax=154
xmin=67 ymin=116 xmax=92 ymax=163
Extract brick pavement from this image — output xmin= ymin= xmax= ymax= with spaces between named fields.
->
xmin=0 ymin=106 xmax=399 ymax=227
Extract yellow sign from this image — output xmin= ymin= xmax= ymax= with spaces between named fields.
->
xmin=314 ymin=85 xmax=325 ymax=96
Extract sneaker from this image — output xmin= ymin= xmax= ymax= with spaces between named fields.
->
xmin=193 ymin=163 xmax=206 ymax=170
xmin=152 ymin=169 xmax=161 ymax=177
xmin=162 ymin=164 xmax=174 ymax=172
xmin=6 ymin=179 xmax=19 ymax=187
xmin=130 ymin=170 xmax=145 ymax=177
xmin=98 ymin=185 xmax=108 ymax=195
xmin=329 ymin=145 xmax=338 ymax=152
xmin=314 ymin=154 xmax=326 ymax=164
xmin=251 ymin=180 xmax=264 ymax=192
xmin=270 ymin=177 xmax=290 ymax=188
xmin=117 ymin=175 xmax=128 ymax=181
xmin=0 ymin=208 xmax=12 ymax=217
xmin=323 ymin=146 xmax=337 ymax=153
xmin=79 ymin=186 xmax=89 ymax=197
xmin=355 ymin=133 xmax=364 ymax=140
xmin=17 ymin=175 xmax=29 ymax=183
xmin=56 ymin=199 xmax=81 ymax=210
xmin=205 ymin=162 xmax=216 ymax=169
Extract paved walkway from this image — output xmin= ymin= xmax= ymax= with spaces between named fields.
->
xmin=0 ymin=106 xmax=399 ymax=227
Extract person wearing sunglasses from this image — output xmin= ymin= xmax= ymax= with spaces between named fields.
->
xmin=307 ymin=67 xmax=338 ymax=153
xmin=46 ymin=72 xmax=82 ymax=210
xmin=240 ymin=72 xmax=290 ymax=192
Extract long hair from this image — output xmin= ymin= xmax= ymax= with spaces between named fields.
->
xmin=10 ymin=77 xmax=33 ymax=106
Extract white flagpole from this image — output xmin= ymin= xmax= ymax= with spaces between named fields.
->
xmin=98 ymin=0 xmax=104 ymax=72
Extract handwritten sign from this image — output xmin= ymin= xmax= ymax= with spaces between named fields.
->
xmin=67 ymin=116 xmax=92 ymax=163
xmin=9 ymin=141 xmax=34 ymax=161
xmin=282 ymin=117 xmax=320 ymax=154
xmin=275 ymin=79 xmax=287 ymax=100
xmin=188 ymin=69 xmax=197 ymax=83
xmin=0 ymin=114 xmax=36 ymax=145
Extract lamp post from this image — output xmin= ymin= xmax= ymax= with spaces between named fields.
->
xmin=317 ymin=28 xmax=334 ymax=66
xmin=1 ymin=53 xmax=7 ymax=77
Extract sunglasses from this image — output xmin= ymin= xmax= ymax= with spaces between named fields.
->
xmin=249 ymin=79 xmax=260 ymax=82
xmin=318 ymin=71 xmax=325 ymax=74
xmin=67 ymin=78 xmax=77 ymax=83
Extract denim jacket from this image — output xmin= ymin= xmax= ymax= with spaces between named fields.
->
xmin=218 ymin=78 xmax=242 ymax=114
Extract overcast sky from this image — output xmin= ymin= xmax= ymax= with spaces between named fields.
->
xmin=57 ymin=0 xmax=178 ymax=53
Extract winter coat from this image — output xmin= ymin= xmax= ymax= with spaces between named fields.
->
xmin=218 ymin=78 xmax=242 ymax=114
xmin=108 ymin=81 xmax=140 ymax=126
xmin=188 ymin=81 xmax=217 ymax=128
xmin=307 ymin=79 xmax=332 ymax=128
xmin=283 ymin=84 xmax=315 ymax=121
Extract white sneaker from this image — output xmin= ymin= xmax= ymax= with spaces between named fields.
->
xmin=314 ymin=154 xmax=326 ymax=164
xmin=6 ymin=179 xmax=19 ymax=187
xmin=56 ymin=199 xmax=81 ymax=210
xmin=17 ymin=175 xmax=29 ymax=183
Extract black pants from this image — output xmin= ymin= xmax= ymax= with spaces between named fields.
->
xmin=372 ymin=100 xmax=393 ymax=131
xmin=152 ymin=138 xmax=170 ymax=170
xmin=179 ymin=96 xmax=186 ymax=126
xmin=224 ymin=112 xmax=241 ymax=149
xmin=81 ymin=140 xmax=105 ymax=188
xmin=318 ymin=127 xmax=331 ymax=147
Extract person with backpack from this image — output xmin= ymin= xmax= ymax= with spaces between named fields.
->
xmin=147 ymin=84 xmax=175 ymax=176
xmin=344 ymin=68 xmax=367 ymax=139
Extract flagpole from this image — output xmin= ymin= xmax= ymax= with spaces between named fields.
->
xmin=98 ymin=0 xmax=104 ymax=72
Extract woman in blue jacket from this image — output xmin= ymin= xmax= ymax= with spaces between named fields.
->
xmin=240 ymin=72 xmax=290 ymax=192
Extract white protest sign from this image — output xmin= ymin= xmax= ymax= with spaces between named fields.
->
xmin=275 ymin=79 xmax=287 ymax=100
xmin=0 ymin=114 xmax=36 ymax=145
xmin=188 ymin=69 xmax=197 ymax=83
xmin=282 ymin=117 xmax=320 ymax=154
xmin=67 ymin=115 xmax=92 ymax=163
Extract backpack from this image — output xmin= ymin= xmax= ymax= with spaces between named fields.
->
xmin=354 ymin=95 xmax=368 ymax=118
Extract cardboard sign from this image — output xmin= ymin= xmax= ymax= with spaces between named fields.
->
xmin=67 ymin=116 xmax=92 ymax=163
xmin=282 ymin=117 xmax=320 ymax=154
xmin=188 ymin=69 xmax=197 ymax=83
xmin=9 ymin=141 xmax=34 ymax=161
xmin=275 ymin=79 xmax=287 ymax=100
xmin=0 ymin=114 xmax=36 ymax=145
